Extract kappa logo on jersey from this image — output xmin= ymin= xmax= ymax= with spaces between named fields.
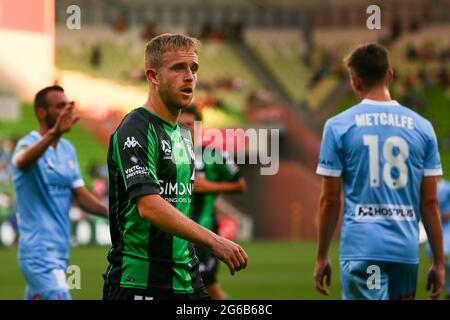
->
xmin=161 ymin=140 xmax=172 ymax=159
xmin=123 ymin=136 xmax=142 ymax=150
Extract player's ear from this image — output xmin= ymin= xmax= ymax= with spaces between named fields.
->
xmin=35 ymin=106 xmax=47 ymax=122
xmin=387 ymin=68 xmax=394 ymax=84
xmin=145 ymin=68 xmax=158 ymax=85
xmin=350 ymin=74 xmax=362 ymax=91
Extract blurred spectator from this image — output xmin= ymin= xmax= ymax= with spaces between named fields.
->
xmin=92 ymin=177 xmax=108 ymax=201
xmin=400 ymin=74 xmax=425 ymax=112
xmin=140 ymin=21 xmax=156 ymax=42
xmin=90 ymin=44 xmax=102 ymax=69
xmin=0 ymin=163 xmax=9 ymax=185
xmin=409 ymin=19 xmax=421 ymax=32
xmin=228 ymin=21 xmax=244 ymax=43
xmin=437 ymin=63 xmax=450 ymax=88
xmin=390 ymin=18 xmax=403 ymax=42
xmin=88 ymin=161 xmax=107 ymax=179
xmin=247 ymin=86 xmax=275 ymax=107
xmin=113 ymin=15 xmax=127 ymax=33
xmin=406 ymin=44 xmax=419 ymax=61
xmin=418 ymin=68 xmax=432 ymax=88
xmin=200 ymin=22 xmax=213 ymax=39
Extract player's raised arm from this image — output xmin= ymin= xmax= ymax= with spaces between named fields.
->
xmin=15 ymin=88 xmax=79 ymax=170
xmin=421 ymin=176 xmax=445 ymax=300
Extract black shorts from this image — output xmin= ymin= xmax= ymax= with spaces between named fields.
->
xmin=195 ymin=244 xmax=219 ymax=287
xmin=103 ymin=283 xmax=211 ymax=300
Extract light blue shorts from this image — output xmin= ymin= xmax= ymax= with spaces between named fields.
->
xmin=18 ymin=257 xmax=71 ymax=300
xmin=340 ymin=260 xmax=418 ymax=300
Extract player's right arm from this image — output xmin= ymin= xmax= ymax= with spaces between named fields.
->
xmin=314 ymin=176 xmax=341 ymax=295
xmin=421 ymin=176 xmax=445 ymax=300
xmin=314 ymin=119 xmax=343 ymax=295
xmin=15 ymin=105 xmax=79 ymax=170
xmin=114 ymin=121 xmax=247 ymax=275
xmin=137 ymin=194 xmax=247 ymax=275
xmin=421 ymin=122 xmax=445 ymax=300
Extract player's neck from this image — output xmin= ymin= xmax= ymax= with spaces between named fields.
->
xmin=360 ymin=86 xmax=392 ymax=102
xmin=144 ymin=94 xmax=179 ymax=126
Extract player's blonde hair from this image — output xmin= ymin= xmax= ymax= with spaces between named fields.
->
xmin=145 ymin=33 xmax=200 ymax=69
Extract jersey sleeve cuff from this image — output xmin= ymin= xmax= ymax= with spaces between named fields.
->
xmin=128 ymin=183 xmax=161 ymax=202
xmin=72 ymin=178 xmax=85 ymax=189
xmin=424 ymin=168 xmax=443 ymax=176
xmin=316 ymin=166 xmax=342 ymax=177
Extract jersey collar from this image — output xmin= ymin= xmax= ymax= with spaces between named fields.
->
xmin=139 ymin=107 xmax=179 ymax=130
xmin=361 ymin=98 xmax=400 ymax=106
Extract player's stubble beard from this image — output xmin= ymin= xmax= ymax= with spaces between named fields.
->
xmin=158 ymin=80 xmax=193 ymax=117
xmin=44 ymin=112 xmax=57 ymax=130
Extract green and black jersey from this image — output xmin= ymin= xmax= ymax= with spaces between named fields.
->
xmin=104 ymin=107 xmax=203 ymax=294
xmin=191 ymin=147 xmax=240 ymax=232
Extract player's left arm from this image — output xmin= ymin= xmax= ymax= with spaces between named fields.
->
xmin=72 ymin=186 xmax=108 ymax=218
xmin=421 ymin=176 xmax=445 ymax=300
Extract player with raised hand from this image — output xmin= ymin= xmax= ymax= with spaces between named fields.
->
xmin=12 ymin=85 xmax=108 ymax=300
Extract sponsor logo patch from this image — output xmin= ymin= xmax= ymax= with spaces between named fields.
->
xmin=356 ymin=204 xmax=416 ymax=221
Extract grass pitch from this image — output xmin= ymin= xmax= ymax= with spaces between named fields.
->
xmin=0 ymin=241 xmax=436 ymax=300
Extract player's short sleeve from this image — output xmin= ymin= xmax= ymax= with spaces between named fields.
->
xmin=423 ymin=121 xmax=443 ymax=177
xmin=11 ymin=136 xmax=33 ymax=168
xmin=316 ymin=120 xmax=344 ymax=177
xmin=115 ymin=121 xmax=160 ymax=202
xmin=216 ymin=150 xmax=240 ymax=181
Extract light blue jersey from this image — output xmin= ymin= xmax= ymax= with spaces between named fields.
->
xmin=317 ymin=99 xmax=442 ymax=264
xmin=12 ymin=131 xmax=84 ymax=261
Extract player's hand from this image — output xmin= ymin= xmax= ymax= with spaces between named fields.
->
xmin=53 ymin=102 xmax=80 ymax=135
xmin=314 ymin=257 xmax=332 ymax=296
xmin=210 ymin=235 xmax=248 ymax=275
xmin=426 ymin=263 xmax=445 ymax=300
xmin=194 ymin=176 xmax=214 ymax=193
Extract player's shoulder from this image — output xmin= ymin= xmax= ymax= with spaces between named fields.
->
xmin=13 ymin=131 xmax=38 ymax=155
xmin=323 ymin=102 xmax=362 ymax=134
xmin=120 ymin=107 xmax=148 ymax=125
xmin=395 ymin=102 xmax=433 ymax=127
xmin=17 ymin=131 xmax=40 ymax=144
xmin=116 ymin=107 xmax=155 ymax=134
